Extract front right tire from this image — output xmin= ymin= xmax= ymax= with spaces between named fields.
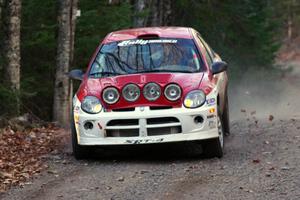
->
xmin=222 ymin=92 xmax=230 ymax=136
xmin=202 ymin=109 xmax=224 ymax=158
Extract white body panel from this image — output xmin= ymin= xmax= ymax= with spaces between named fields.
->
xmin=73 ymin=88 xmax=220 ymax=146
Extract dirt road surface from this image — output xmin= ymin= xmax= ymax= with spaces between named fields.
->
xmin=1 ymin=64 xmax=300 ymax=200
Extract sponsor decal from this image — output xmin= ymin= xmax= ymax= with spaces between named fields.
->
xmin=125 ymin=138 xmax=164 ymax=144
xmin=209 ymin=108 xmax=216 ymax=114
xmin=74 ymin=106 xmax=80 ymax=113
xmin=74 ymin=114 xmax=80 ymax=124
xmin=208 ymin=121 xmax=217 ymax=129
xmin=206 ymin=98 xmax=216 ymax=105
xmin=74 ymin=114 xmax=80 ymax=142
xmin=207 ymin=115 xmax=216 ymax=119
xmin=118 ymin=39 xmax=178 ymax=47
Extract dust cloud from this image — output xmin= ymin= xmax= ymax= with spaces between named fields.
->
xmin=228 ymin=62 xmax=300 ymax=121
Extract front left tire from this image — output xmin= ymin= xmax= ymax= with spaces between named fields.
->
xmin=71 ymin=112 xmax=91 ymax=160
xmin=222 ymin=92 xmax=230 ymax=136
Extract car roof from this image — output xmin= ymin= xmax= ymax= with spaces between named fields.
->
xmin=102 ymin=27 xmax=194 ymax=44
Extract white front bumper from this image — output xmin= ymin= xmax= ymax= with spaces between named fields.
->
xmin=73 ymin=98 xmax=219 ymax=146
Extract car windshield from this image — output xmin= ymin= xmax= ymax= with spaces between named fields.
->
xmin=89 ymin=38 xmax=203 ymax=78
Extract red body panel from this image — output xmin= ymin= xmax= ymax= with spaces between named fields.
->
xmin=76 ymin=27 xmax=219 ymax=110
xmin=77 ymin=73 xmax=208 ymax=110
xmin=102 ymin=27 xmax=193 ymax=44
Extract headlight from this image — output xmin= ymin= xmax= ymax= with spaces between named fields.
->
xmin=122 ymin=83 xmax=140 ymax=102
xmin=184 ymin=90 xmax=206 ymax=108
xmin=164 ymin=84 xmax=181 ymax=101
xmin=143 ymin=82 xmax=161 ymax=101
xmin=102 ymin=87 xmax=120 ymax=104
xmin=81 ymin=96 xmax=102 ymax=114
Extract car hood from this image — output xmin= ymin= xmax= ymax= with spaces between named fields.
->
xmin=99 ymin=72 xmax=203 ymax=88
xmin=78 ymin=72 xmax=204 ymax=109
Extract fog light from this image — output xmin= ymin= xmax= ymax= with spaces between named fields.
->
xmin=84 ymin=121 xmax=94 ymax=130
xmin=194 ymin=116 xmax=204 ymax=124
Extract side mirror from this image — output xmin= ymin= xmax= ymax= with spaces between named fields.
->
xmin=69 ymin=69 xmax=84 ymax=81
xmin=212 ymin=61 xmax=228 ymax=75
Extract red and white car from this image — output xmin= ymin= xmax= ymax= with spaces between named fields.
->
xmin=69 ymin=27 xmax=229 ymax=159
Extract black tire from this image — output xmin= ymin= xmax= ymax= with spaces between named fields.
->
xmin=202 ymin=109 xmax=224 ymax=158
xmin=222 ymin=93 xmax=230 ymax=136
xmin=202 ymin=138 xmax=223 ymax=158
xmin=71 ymin=113 xmax=91 ymax=160
xmin=184 ymin=141 xmax=204 ymax=157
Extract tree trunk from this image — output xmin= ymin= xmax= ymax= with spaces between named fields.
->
xmin=0 ymin=0 xmax=4 ymax=28
xmin=132 ymin=0 xmax=173 ymax=27
xmin=0 ymin=0 xmax=4 ymax=69
xmin=53 ymin=0 xmax=78 ymax=127
xmin=69 ymin=0 xmax=78 ymax=66
xmin=69 ymin=0 xmax=78 ymax=116
xmin=149 ymin=0 xmax=158 ymax=26
xmin=133 ymin=0 xmax=146 ymax=27
xmin=287 ymin=2 xmax=293 ymax=41
xmin=148 ymin=0 xmax=172 ymax=26
xmin=2 ymin=0 xmax=22 ymax=116
xmin=108 ymin=0 xmax=121 ymax=5
xmin=162 ymin=0 xmax=172 ymax=26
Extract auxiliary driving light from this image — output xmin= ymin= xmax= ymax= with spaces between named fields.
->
xmin=143 ymin=82 xmax=161 ymax=101
xmin=102 ymin=87 xmax=120 ymax=104
xmin=164 ymin=84 xmax=181 ymax=101
xmin=122 ymin=83 xmax=140 ymax=102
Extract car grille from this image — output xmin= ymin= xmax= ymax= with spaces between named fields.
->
xmin=149 ymin=106 xmax=172 ymax=110
xmin=112 ymin=107 xmax=135 ymax=112
xmin=111 ymin=106 xmax=173 ymax=112
xmin=105 ymin=117 xmax=182 ymax=137
xmin=106 ymin=129 xmax=139 ymax=137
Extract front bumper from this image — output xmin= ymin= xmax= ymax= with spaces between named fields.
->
xmin=73 ymin=97 xmax=219 ymax=146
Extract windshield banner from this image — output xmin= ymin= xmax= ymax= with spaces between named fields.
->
xmin=118 ymin=39 xmax=178 ymax=47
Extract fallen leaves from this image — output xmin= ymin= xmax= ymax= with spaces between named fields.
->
xmin=0 ymin=125 xmax=68 ymax=192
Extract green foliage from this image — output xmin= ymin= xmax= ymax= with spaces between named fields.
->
xmin=19 ymin=0 xmax=132 ymax=120
xmin=74 ymin=0 xmax=132 ymax=70
xmin=1 ymin=0 xmax=294 ymax=120
xmin=0 ymin=85 xmax=19 ymax=117
xmin=21 ymin=0 xmax=57 ymax=119
xmin=174 ymin=0 xmax=280 ymax=69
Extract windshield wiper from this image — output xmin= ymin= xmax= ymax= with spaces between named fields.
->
xmin=89 ymin=72 xmax=124 ymax=77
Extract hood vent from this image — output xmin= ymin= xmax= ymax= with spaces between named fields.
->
xmin=137 ymin=34 xmax=159 ymax=39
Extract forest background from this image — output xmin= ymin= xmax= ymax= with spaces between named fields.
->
xmin=0 ymin=0 xmax=299 ymax=125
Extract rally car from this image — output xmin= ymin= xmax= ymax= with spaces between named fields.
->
xmin=69 ymin=27 xmax=229 ymax=159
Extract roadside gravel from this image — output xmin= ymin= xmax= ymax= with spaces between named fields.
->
xmin=1 ymin=118 xmax=299 ymax=200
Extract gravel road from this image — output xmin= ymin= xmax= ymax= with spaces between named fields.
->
xmin=1 ymin=65 xmax=300 ymax=200
xmin=1 ymin=118 xmax=300 ymax=200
